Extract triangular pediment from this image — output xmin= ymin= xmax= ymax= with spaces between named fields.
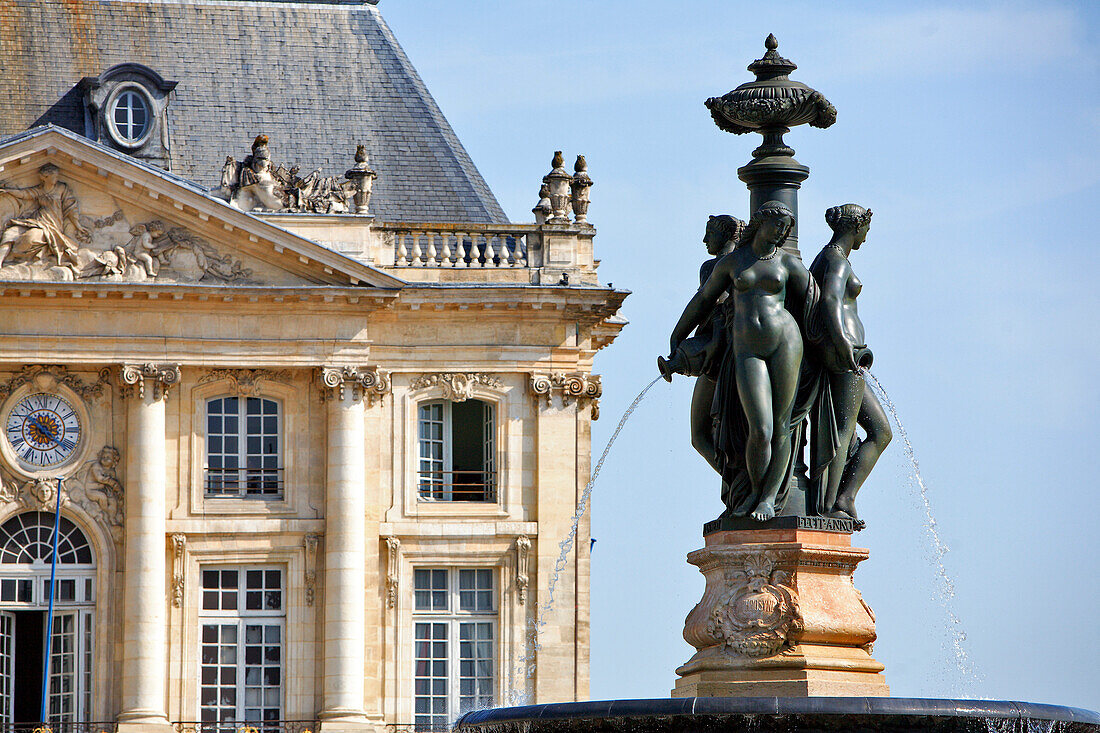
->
xmin=0 ymin=126 xmax=404 ymax=289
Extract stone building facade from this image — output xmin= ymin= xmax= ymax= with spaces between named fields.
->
xmin=0 ymin=2 xmax=625 ymax=732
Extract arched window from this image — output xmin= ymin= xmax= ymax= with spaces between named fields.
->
xmin=205 ymin=396 xmax=283 ymax=499
xmin=109 ymin=88 xmax=151 ymax=145
xmin=0 ymin=512 xmax=95 ymax=723
xmin=0 ymin=512 xmax=92 ymax=566
xmin=418 ymin=399 xmax=495 ymax=502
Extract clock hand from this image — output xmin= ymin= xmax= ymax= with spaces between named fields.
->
xmin=28 ymin=415 xmax=60 ymax=447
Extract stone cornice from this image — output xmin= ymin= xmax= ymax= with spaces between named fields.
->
xmin=317 ymin=365 xmax=391 ymax=405
xmin=391 ymin=285 xmax=628 ymax=325
xmin=118 ymin=363 xmax=182 ymax=401
xmin=0 ymin=282 xmax=398 ymax=308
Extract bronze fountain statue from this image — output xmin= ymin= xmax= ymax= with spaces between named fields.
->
xmin=658 ymin=34 xmax=891 ymax=529
xmin=454 ymin=32 xmax=1100 ymax=729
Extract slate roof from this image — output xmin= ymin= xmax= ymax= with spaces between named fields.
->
xmin=0 ymin=0 xmax=508 ymax=224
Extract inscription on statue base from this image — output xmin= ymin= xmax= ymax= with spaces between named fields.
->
xmin=703 ymin=515 xmax=854 ymax=534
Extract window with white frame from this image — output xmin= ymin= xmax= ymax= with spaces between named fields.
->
xmin=418 ymin=400 xmax=495 ymax=502
xmin=205 ymin=397 xmax=283 ymax=499
xmin=0 ymin=512 xmax=96 ymax=725
xmin=109 ymin=87 xmax=151 ymax=146
xmin=413 ymin=568 xmax=496 ymax=730
xmin=200 ymin=568 xmax=284 ymax=730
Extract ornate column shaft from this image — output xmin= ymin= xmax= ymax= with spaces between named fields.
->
xmin=117 ymin=363 xmax=179 ymax=731
xmin=318 ymin=366 xmax=388 ymax=726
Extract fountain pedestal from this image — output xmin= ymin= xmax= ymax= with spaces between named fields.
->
xmin=672 ymin=517 xmax=889 ymax=698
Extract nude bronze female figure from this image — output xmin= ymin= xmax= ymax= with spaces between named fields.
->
xmin=668 ymin=201 xmax=830 ymax=521
xmin=658 ymin=215 xmax=745 ymax=488
xmin=808 ymin=204 xmax=892 ymax=525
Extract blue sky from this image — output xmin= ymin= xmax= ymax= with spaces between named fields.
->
xmin=383 ymin=0 xmax=1099 ymax=709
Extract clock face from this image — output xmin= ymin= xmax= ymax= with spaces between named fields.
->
xmin=5 ymin=393 xmax=82 ymax=468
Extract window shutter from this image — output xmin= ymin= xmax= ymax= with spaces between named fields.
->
xmin=482 ymin=402 xmax=495 ymax=499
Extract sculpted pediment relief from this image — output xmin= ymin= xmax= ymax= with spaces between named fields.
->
xmin=0 ymin=171 xmax=255 ymax=283
xmin=0 ymin=127 xmax=404 ymax=289
xmin=0 ymin=164 xmax=296 ymax=284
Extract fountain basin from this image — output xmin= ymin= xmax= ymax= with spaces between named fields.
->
xmin=457 ymin=698 xmax=1100 ymax=733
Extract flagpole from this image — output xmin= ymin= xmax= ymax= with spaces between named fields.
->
xmin=40 ymin=476 xmax=63 ymax=726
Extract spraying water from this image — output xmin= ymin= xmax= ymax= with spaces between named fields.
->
xmin=505 ymin=376 xmax=663 ymax=705
xmin=861 ymin=368 xmax=981 ymax=692
xmin=499 ymin=368 xmax=978 ymax=705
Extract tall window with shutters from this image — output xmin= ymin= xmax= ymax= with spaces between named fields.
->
xmin=417 ymin=400 xmax=495 ymax=502
xmin=413 ymin=568 xmax=496 ymax=730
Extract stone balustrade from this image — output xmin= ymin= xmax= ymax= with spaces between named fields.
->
xmin=260 ymin=216 xmax=599 ymax=285
xmin=376 ymin=223 xmax=539 ymax=269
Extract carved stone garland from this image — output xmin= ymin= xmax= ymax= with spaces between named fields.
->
xmin=0 ymin=365 xmax=112 ymax=403
xmin=318 ymin=366 xmax=391 ymax=406
xmin=304 ymin=534 xmax=320 ymax=607
xmin=199 ymin=369 xmax=293 ymax=397
xmin=529 ymin=372 xmax=602 ymax=420
xmin=409 ymin=373 xmax=503 ymax=402
xmin=385 ymin=536 xmax=401 ymax=608
xmin=119 ymin=363 xmax=182 ymax=401
xmin=171 ymin=534 xmax=186 ymax=607
xmin=515 ymin=535 xmax=531 ymax=605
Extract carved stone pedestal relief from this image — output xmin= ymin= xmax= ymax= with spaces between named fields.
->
xmin=672 ymin=521 xmax=889 ymax=698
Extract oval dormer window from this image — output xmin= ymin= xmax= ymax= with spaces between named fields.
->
xmin=106 ymin=85 xmax=153 ymax=148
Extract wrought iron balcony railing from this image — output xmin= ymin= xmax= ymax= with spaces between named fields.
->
xmin=3 ymin=724 xmax=118 ymax=733
xmin=204 ymin=467 xmax=285 ymax=498
xmin=417 ymin=469 xmax=497 ymax=502
xmin=172 ymin=721 xmax=319 ymax=733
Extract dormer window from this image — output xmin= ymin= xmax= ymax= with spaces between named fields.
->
xmin=109 ymin=87 xmax=152 ymax=147
xmin=80 ymin=63 xmax=177 ymax=169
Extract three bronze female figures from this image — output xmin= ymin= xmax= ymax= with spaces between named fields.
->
xmin=660 ymin=202 xmax=891 ymax=527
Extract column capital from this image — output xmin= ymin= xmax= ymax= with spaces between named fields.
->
xmin=118 ymin=363 xmax=181 ymax=401
xmin=529 ymin=371 xmax=602 ymax=420
xmin=317 ymin=365 xmax=390 ymax=406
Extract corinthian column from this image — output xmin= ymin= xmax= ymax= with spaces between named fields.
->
xmin=117 ymin=363 xmax=179 ymax=733
xmin=318 ymin=366 xmax=389 ymax=730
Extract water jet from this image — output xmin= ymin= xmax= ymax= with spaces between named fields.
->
xmin=462 ymin=34 xmax=1099 ymax=733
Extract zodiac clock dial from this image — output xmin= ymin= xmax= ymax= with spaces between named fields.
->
xmin=4 ymin=392 xmax=83 ymax=468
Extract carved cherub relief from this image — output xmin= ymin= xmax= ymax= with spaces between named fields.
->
xmin=0 ymin=445 xmax=125 ymax=542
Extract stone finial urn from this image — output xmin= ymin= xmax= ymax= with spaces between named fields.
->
xmin=532 ymin=182 xmax=552 ymax=224
xmin=542 ymin=151 xmax=572 ymax=224
xmin=706 ymin=35 xmax=836 ymax=252
xmin=344 ymin=144 xmax=378 ymax=214
xmin=570 ymin=155 xmax=593 ymax=225
xmin=705 ymin=34 xmax=836 ymax=160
